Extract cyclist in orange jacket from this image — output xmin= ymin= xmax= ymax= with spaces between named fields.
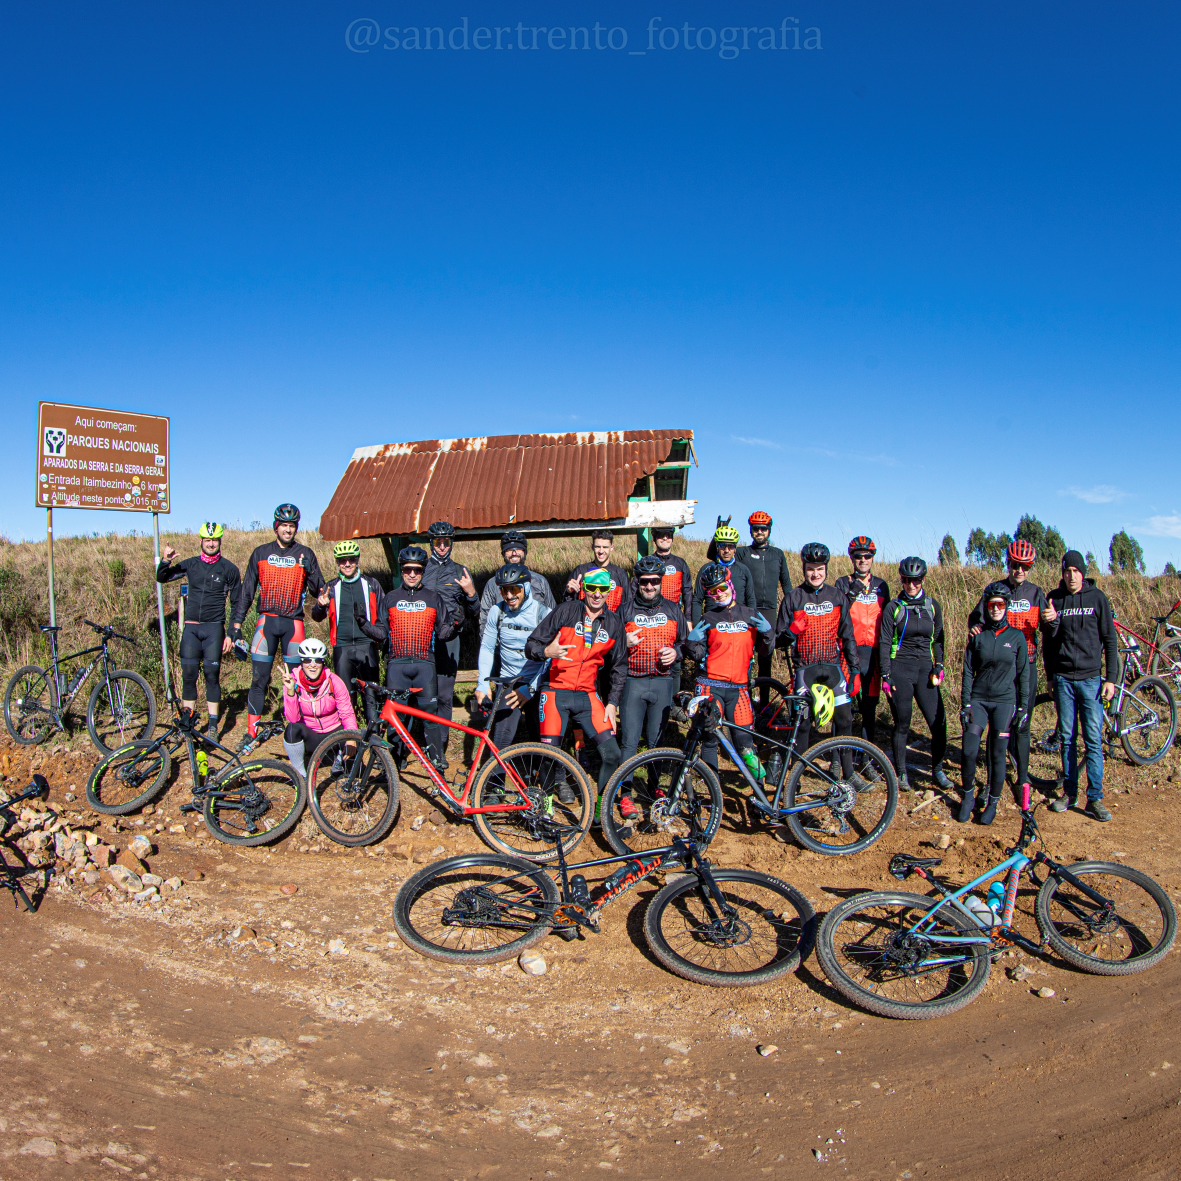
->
xmin=834 ymin=536 xmax=889 ymax=749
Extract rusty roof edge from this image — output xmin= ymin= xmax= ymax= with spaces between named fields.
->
xmin=349 ymin=428 xmax=693 ymax=462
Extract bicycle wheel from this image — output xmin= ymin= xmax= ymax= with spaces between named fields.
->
xmin=87 ymin=670 xmax=156 ymax=754
xmin=203 ymin=758 xmax=306 ymax=845
xmin=599 ymin=749 xmax=723 ymax=859
xmin=783 ymin=736 xmax=898 ymax=855
xmin=816 ymin=891 xmax=991 ymax=1020
xmin=1118 ymin=676 xmax=1177 ymax=765
xmin=751 ymin=678 xmax=797 ymax=743
xmin=3 ymin=665 xmax=56 ymax=746
xmin=1150 ymin=636 xmax=1181 ymax=697
xmin=470 ymin=743 xmax=592 ymax=863
xmin=1017 ymin=691 xmax=1062 ymax=786
xmin=86 ymin=740 xmax=172 ymax=814
xmin=644 ymin=868 xmax=814 ymax=987
xmin=1036 ymin=861 xmax=1176 ymax=975
xmin=306 ymin=730 xmax=400 ymax=846
xmin=392 ymin=853 xmax=558 ymax=964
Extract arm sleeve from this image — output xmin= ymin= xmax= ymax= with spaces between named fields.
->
xmin=282 ymin=688 xmax=302 ymax=725
xmin=778 ymin=551 xmax=791 ymax=600
xmin=932 ymin=601 xmax=945 ymax=668
xmin=155 ymin=558 xmax=187 ymax=585
xmin=679 ymin=559 xmax=693 ymax=616
xmin=672 ymin=605 xmax=689 ymax=660
xmin=306 ymin=551 xmax=326 ymax=598
xmin=605 ymin=628 xmax=628 ymax=707
xmin=838 ymin=602 xmax=859 ymax=672
xmin=524 ymin=605 xmax=564 ymax=662
xmin=476 ymin=606 xmax=501 ymax=695
xmin=535 ymin=576 xmax=556 ymax=610
xmin=691 ymin=569 xmax=705 ymax=625
xmin=434 ymin=593 xmax=462 ymax=643
xmin=960 ymin=639 xmax=975 ymax=703
xmin=331 ymin=674 xmax=359 ymax=731
xmin=1098 ymin=593 xmax=1120 ymax=682
xmin=478 ymin=579 xmax=496 ymax=640
xmin=232 ymin=553 xmax=259 ymax=627
xmin=358 ymin=596 xmax=389 ymax=645
xmin=967 ymin=600 xmax=984 ymax=632
xmin=223 ymin=563 xmax=242 ymax=627
xmin=1014 ymin=639 xmax=1029 ymax=712
xmin=741 ymin=565 xmax=757 ymax=609
xmin=514 ymin=658 xmax=550 ymax=702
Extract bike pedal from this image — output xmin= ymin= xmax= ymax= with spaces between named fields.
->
xmin=555 ymin=926 xmax=580 ymax=942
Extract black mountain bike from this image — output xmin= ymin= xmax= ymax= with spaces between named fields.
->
xmin=85 ymin=704 xmax=304 ymax=846
xmin=0 ymin=775 xmax=52 ymax=912
xmin=599 ymin=686 xmax=898 ymax=859
xmin=4 ymin=619 xmax=156 ymax=753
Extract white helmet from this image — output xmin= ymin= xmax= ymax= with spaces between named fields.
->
xmin=296 ymin=638 xmax=328 ymax=662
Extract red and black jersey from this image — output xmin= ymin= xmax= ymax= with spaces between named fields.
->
xmin=629 ymin=554 xmax=693 ymax=618
xmin=687 ymin=601 xmax=770 ymax=684
xmin=310 ymin=574 xmax=382 ymax=647
xmin=773 ymin=583 xmax=860 ymax=680
xmin=233 ymin=540 xmax=325 ymax=625
xmin=968 ymin=580 xmax=1051 ymax=660
xmin=362 ymin=585 xmax=460 ymax=663
xmin=834 ymin=574 xmax=890 ymax=651
xmin=525 ymin=599 xmax=627 ymax=705
xmin=618 ymin=595 xmax=687 ymax=677
xmin=565 ymin=562 xmax=630 ymax=613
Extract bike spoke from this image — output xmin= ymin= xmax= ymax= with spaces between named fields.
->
xmin=612 ymin=755 xmax=718 ymax=855
xmin=1044 ymin=871 xmax=1168 ymax=965
xmin=404 ymin=867 xmax=551 ymax=954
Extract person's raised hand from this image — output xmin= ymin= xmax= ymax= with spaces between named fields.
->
xmin=969 ymin=625 xmax=983 ymax=637
xmin=317 ymin=586 xmax=331 ymax=607
xmin=625 ymin=628 xmax=641 ymax=648
xmin=457 ymin=568 xmax=475 ymax=598
xmin=163 ymin=545 xmax=177 ymax=563
xmin=544 ymin=636 xmax=575 ymax=661
xmin=1042 ymin=601 xmax=1058 ymax=623
xmin=565 ymin=576 xmax=579 ymax=594
xmin=281 ymin=664 xmax=295 ymax=694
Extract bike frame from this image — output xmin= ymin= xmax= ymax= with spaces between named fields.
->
xmin=1113 ymin=601 xmax=1181 ymax=674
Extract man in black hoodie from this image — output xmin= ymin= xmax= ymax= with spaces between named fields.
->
xmin=1044 ymin=550 xmax=1119 ymax=821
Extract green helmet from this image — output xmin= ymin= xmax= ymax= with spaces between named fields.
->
xmin=582 ymin=568 xmax=612 ymax=589
xmin=198 ymin=522 xmax=225 ymax=540
xmin=714 ymin=523 xmax=741 ymax=545
xmin=333 ymin=539 xmax=361 ymax=560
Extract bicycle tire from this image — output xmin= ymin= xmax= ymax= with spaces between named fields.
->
xmin=470 ymin=743 xmax=593 ymax=863
xmin=1118 ymin=676 xmax=1177 ymax=765
xmin=643 ymin=868 xmax=814 ymax=987
xmin=86 ymin=740 xmax=172 ymax=814
xmin=392 ymin=852 xmax=559 ymax=964
xmin=783 ymin=735 xmax=898 ymax=855
xmin=1036 ymin=860 xmax=1177 ymax=975
xmin=751 ymin=678 xmax=797 ymax=742
xmin=202 ymin=758 xmax=306 ymax=846
xmin=1149 ymin=637 xmax=1181 ymax=699
xmin=87 ymin=670 xmax=156 ymax=754
xmin=306 ymin=730 xmax=400 ymax=846
xmin=816 ymin=890 xmax=992 ymax=1020
xmin=3 ymin=665 xmax=56 ymax=746
xmin=599 ymin=749 xmax=723 ymax=859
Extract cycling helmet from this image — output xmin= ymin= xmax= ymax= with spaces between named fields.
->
xmin=582 ymin=568 xmax=612 ymax=589
xmin=332 ymin=539 xmax=361 ymax=560
xmin=296 ymin=637 xmax=328 ymax=662
xmin=748 ymin=510 xmax=773 ymax=528
xmin=500 ymin=529 xmax=528 ymax=554
xmin=274 ymin=503 xmax=300 ymax=524
xmin=699 ymin=563 xmax=730 ymax=591
xmin=634 ymin=555 xmax=665 ymax=578
xmin=199 ymin=522 xmax=225 ymax=539
xmin=983 ymin=580 xmax=1013 ymax=606
xmin=848 ymin=535 xmax=876 ymax=556
xmin=898 ymin=556 xmax=928 ymax=581
xmin=427 ymin=521 xmax=454 ymax=539
xmin=652 ymin=526 xmax=674 ymax=538
xmin=809 ymin=683 xmax=836 ymax=729
xmin=1008 ymin=538 xmax=1037 ymax=566
xmin=494 ymin=564 xmax=528 ymax=589
xmin=800 ymin=542 xmax=831 ymax=565
xmin=713 ymin=519 xmax=741 ymax=545
xmin=398 ymin=545 xmax=428 ymax=567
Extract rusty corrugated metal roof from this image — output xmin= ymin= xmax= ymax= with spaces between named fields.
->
xmin=319 ymin=429 xmax=693 ymax=539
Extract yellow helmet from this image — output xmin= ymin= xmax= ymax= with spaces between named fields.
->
xmin=714 ymin=523 xmax=741 ymax=545
xmin=809 ymin=683 xmax=836 ymax=729
xmin=198 ymin=522 xmax=225 ymax=539
xmin=332 ymin=539 xmax=361 ymax=560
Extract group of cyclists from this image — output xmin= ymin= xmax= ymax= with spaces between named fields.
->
xmin=157 ymin=503 xmax=1114 ymax=828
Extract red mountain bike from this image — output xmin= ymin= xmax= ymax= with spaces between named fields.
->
xmin=304 ymin=679 xmax=594 ymax=861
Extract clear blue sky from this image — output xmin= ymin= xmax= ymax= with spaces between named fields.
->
xmin=2 ymin=1 xmax=1178 ymax=569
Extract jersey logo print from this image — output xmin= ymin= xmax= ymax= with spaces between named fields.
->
xmin=265 ymin=554 xmax=298 ymax=569
xmin=715 ymin=620 xmax=750 ymax=633
xmin=395 ymin=599 xmax=428 ymax=612
xmin=803 ymin=601 xmax=835 ymax=616
xmin=631 ymin=612 xmax=670 ymax=628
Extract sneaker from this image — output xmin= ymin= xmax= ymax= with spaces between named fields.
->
xmin=848 ymin=772 xmax=875 ymax=793
xmin=1086 ymin=799 xmax=1112 ymax=823
xmin=618 ymin=795 xmax=640 ymax=821
xmin=1049 ymin=794 xmax=1075 ymax=813
xmin=557 ymin=781 xmax=577 ymax=805
xmin=434 ymin=752 xmax=450 ymax=772
xmin=205 ymin=719 xmax=219 ymax=742
xmin=331 ymin=751 xmax=345 ymax=776
xmin=897 ymin=773 xmax=910 ymax=792
xmin=931 ymin=765 xmax=953 ymax=791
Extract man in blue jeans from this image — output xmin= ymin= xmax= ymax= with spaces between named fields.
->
xmin=1044 ymin=550 xmax=1119 ymax=822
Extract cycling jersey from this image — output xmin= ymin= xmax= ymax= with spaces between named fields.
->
xmin=629 ymin=554 xmax=692 ymax=618
xmin=967 ymin=580 xmax=1052 ymax=661
xmin=524 ymin=599 xmax=627 ymax=705
xmin=233 ymin=540 xmax=325 ymax=626
xmin=772 ymin=583 xmax=859 ymax=680
xmin=618 ymin=595 xmax=687 ymax=678
xmin=879 ymin=593 xmax=945 ymax=681
xmin=311 ymin=574 xmax=382 ymax=647
xmin=962 ymin=619 xmax=1030 ymax=708
xmin=834 ymin=574 xmax=890 ymax=653
xmin=736 ymin=542 xmax=791 ymax=611
xmin=566 ymin=562 xmax=630 ymax=613
xmin=362 ymin=585 xmax=461 ymax=663
xmin=687 ymin=601 xmax=770 ymax=684
xmin=156 ymin=555 xmax=241 ymax=625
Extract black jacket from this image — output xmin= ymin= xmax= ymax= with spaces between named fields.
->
xmin=1044 ymin=578 xmax=1119 ymax=682
xmin=156 ymin=555 xmax=241 ymax=626
xmin=879 ymin=593 xmax=944 ymax=680
xmin=962 ymin=619 xmax=1030 ymax=708
xmin=423 ymin=550 xmax=478 ymax=623
xmin=736 ymin=542 xmax=791 ymax=611
xmin=692 ymin=559 xmax=756 ymax=624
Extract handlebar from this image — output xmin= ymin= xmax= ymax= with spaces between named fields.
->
xmin=84 ymin=619 xmax=137 ymax=646
xmin=0 ymin=775 xmax=49 ymax=815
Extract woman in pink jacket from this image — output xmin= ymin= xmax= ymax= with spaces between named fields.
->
xmin=281 ymin=638 xmax=358 ymax=780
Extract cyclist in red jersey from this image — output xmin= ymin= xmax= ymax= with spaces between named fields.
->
xmin=526 ymin=568 xmax=626 ymax=797
xmin=685 ymin=563 xmax=772 ymax=777
xmin=231 ymin=504 xmax=326 ymax=737
xmin=966 ymin=538 xmax=1058 ymax=795
xmin=628 ymin=527 xmax=692 ymax=617
xmin=833 ymin=536 xmax=890 ymax=749
xmin=565 ymin=529 xmax=630 ymax=613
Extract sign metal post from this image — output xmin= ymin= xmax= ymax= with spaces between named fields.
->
xmin=152 ymin=512 xmax=172 ymax=704
xmin=46 ymin=508 xmax=56 ymax=629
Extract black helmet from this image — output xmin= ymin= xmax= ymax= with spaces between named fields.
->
xmin=651 ymin=526 xmax=674 ymax=538
xmin=983 ymin=580 xmax=1013 ymax=606
xmin=800 ymin=542 xmax=831 ymax=565
xmin=273 ymin=503 xmax=300 ymax=524
xmin=494 ymin=564 xmax=528 ymax=589
xmin=398 ymin=545 xmax=428 ymax=568
xmin=634 ymin=555 xmax=665 ymax=578
xmin=427 ymin=521 xmax=454 ymax=539
xmin=898 ymin=556 xmax=928 ymax=581
xmin=700 ymin=563 xmax=730 ymax=591
xmin=500 ymin=529 xmax=528 ymax=554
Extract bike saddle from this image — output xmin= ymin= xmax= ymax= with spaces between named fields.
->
xmin=38 ymin=624 xmax=61 ymax=633
xmin=889 ymin=853 xmax=943 ymax=880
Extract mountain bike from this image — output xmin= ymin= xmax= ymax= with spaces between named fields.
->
xmin=598 ymin=685 xmax=897 ymax=859
xmin=303 ymin=678 xmax=593 ymax=861
xmin=85 ymin=703 xmax=302 ymax=845
xmin=1115 ymin=602 xmax=1181 ymax=698
xmin=4 ymin=620 xmax=156 ymax=753
xmin=816 ymin=786 xmax=1176 ymax=1020
xmin=0 ymin=775 xmax=52 ymax=912
xmin=393 ymin=810 xmax=815 ymax=987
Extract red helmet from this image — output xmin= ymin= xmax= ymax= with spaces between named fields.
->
xmin=1008 ymin=539 xmax=1036 ymax=566
xmin=748 ymin=510 xmax=772 ymax=527
xmin=848 ymin=535 xmax=876 ymax=556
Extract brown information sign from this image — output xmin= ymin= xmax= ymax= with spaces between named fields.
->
xmin=35 ymin=402 xmax=170 ymax=513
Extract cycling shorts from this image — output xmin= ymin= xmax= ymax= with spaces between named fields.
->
xmin=538 ymin=688 xmax=615 ymax=745
xmin=694 ymin=677 xmax=753 ymax=728
xmin=250 ymin=614 xmax=304 ymax=665
xmin=179 ymin=621 xmax=224 ymax=703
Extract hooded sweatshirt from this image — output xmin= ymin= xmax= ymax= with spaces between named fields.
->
xmin=479 ymin=566 xmax=555 ymax=638
xmin=477 ymin=583 xmax=551 ymax=698
xmin=1044 ymin=577 xmax=1119 ymax=682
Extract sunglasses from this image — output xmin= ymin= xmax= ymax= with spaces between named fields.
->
xmin=584 ymin=586 xmax=608 ymax=596
xmin=638 ymin=577 xmax=662 ymax=587
xmin=706 ymin=585 xmax=729 ymax=597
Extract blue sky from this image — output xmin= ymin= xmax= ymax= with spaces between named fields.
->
xmin=2 ymin=1 xmax=1178 ymax=569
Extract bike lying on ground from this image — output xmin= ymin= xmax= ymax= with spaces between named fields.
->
xmin=85 ymin=704 xmax=301 ymax=845
xmin=393 ymin=809 xmax=815 ymax=987
xmin=0 ymin=775 xmax=52 ymax=912
xmin=598 ymin=686 xmax=898 ymax=860
xmin=304 ymin=678 xmax=593 ymax=860
xmin=3 ymin=620 xmax=156 ymax=753
xmin=816 ymin=786 xmax=1176 ymax=1020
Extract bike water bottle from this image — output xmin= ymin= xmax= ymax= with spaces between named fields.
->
xmin=195 ymin=749 xmax=209 ymax=787
xmin=764 ymin=749 xmax=784 ymax=785
xmin=962 ymin=894 xmax=995 ymax=928
xmin=986 ymin=880 xmax=1005 ymax=919
xmin=603 ymin=860 xmax=642 ymax=893
xmin=740 ymin=748 xmax=766 ymax=781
